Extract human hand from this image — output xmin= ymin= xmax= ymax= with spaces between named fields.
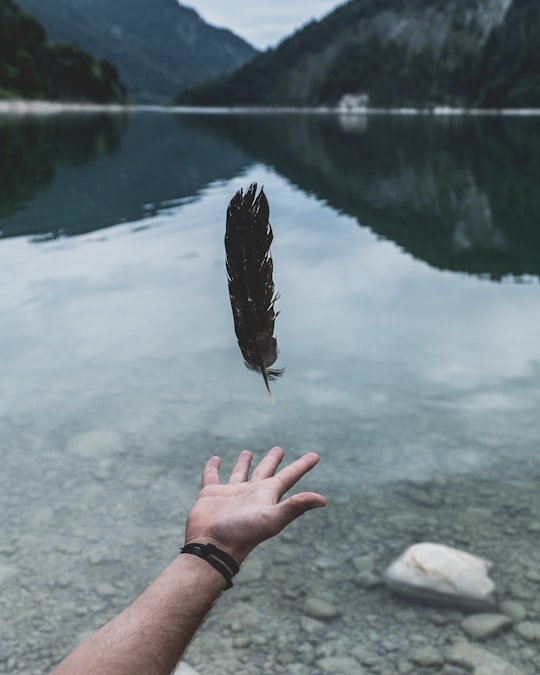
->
xmin=184 ymin=447 xmax=326 ymax=564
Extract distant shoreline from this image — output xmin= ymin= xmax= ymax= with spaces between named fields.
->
xmin=0 ymin=100 xmax=139 ymax=115
xmin=1 ymin=99 xmax=540 ymax=117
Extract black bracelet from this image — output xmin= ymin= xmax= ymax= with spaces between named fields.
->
xmin=180 ymin=542 xmax=240 ymax=589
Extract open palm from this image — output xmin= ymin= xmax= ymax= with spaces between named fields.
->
xmin=184 ymin=447 xmax=326 ymax=564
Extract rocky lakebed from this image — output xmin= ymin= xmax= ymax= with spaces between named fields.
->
xmin=1 ymin=427 xmax=540 ymax=675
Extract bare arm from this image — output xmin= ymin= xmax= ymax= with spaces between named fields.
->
xmin=50 ymin=447 xmax=326 ymax=675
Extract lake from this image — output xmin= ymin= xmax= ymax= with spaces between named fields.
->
xmin=1 ymin=110 xmax=540 ymax=674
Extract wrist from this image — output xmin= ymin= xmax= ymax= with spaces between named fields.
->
xmin=180 ymin=542 xmax=239 ymax=589
xmin=173 ymin=550 xmax=230 ymax=592
xmin=183 ymin=535 xmax=250 ymax=566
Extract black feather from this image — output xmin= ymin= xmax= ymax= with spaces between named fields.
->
xmin=225 ymin=183 xmax=283 ymax=401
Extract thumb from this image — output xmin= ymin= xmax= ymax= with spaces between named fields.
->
xmin=273 ymin=492 xmax=327 ymax=531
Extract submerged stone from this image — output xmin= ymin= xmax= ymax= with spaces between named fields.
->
xmin=174 ymin=664 xmax=200 ymax=675
xmin=461 ymin=613 xmax=511 ymax=640
xmin=445 ymin=642 xmax=524 ymax=675
xmin=383 ymin=542 xmax=496 ymax=611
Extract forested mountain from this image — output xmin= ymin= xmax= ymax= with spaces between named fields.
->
xmin=16 ymin=0 xmax=257 ymax=103
xmin=0 ymin=0 xmax=125 ymax=102
xmin=177 ymin=0 xmax=540 ymax=108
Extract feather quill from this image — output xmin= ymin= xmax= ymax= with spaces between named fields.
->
xmin=225 ymin=183 xmax=283 ymax=402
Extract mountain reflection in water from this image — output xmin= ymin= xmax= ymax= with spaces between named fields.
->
xmin=185 ymin=113 xmax=540 ymax=281
xmin=1 ymin=111 xmax=539 ymax=281
xmin=0 ymin=112 xmax=250 ymax=241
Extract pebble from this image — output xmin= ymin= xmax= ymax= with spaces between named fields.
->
xmin=276 ymin=650 xmax=295 ymax=665
xmin=525 ymin=568 xmax=540 ymax=583
xmin=445 ymin=641 xmax=525 ymax=674
xmin=284 ymin=665 xmax=311 ymax=675
xmin=500 ymin=600 xmax=527 ymax=623
xmin=462 ymin=507 xmax=492 ymax=525
xmin=355 ymin=570 xmax=382 ymax=588
xmin=238 ymin=558 xmax=264 ymax=583
xmin=303 ymin=597 xmax=341 ymax=620
xmin=461 ymin=613 xmax=512 ymax=640
xmin=316 ymin=656 xmax=364 ymax=674
xmin=508 ymin=582 xmax=531 ymax=600
xmin=0 ymin=564 xmax=18 ymax=584
xmin=173 ymin=663 xmax=201 ymax=675
xmin=94 ymin=582 xmax=117 ymax=598
xmin=93 ymin=470 xmax=112 ymax=481
xmin=411 ymin=645 xmax=443 ymax=666
xmin=67 ymin=430 xmax=124 ymax=458
xmin=405 ymin=485 xmax=444 ymax=507
xmin=300 ymin=616 xmax=325 ymax=634
xmin=56 ymin=542 xmax=82 ymax=555
xmin=31 ymin=506 xmax=55 ymax=525
xmin=353 ymin=554 xmax=376 ymax=572
xmin=75 ymin=629 xmax=95 ymax=646
xmin=515 ymin=621 xmax=540 ymax=642
xmin=223 ymin=601 xmax=265 ymax=628
xmin=441 ymin=666 xmax=469 ymax=675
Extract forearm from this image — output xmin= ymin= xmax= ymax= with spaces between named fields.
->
xmin=51 ymin=448 xmax=325 ymax=674
xmin=50 ymin=554 xmax=227 ymax=675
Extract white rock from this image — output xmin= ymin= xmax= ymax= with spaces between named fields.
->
xmin=383 ymin=543 xmax=496 ymax=610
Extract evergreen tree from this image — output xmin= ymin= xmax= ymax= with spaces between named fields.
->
xmin=0 ymin=0 xmax=126 ymax=102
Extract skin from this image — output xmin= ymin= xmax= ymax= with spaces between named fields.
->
xmin=50 ymin=447 xmax=326 ymax=675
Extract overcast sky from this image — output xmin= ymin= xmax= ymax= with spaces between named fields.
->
xmin=182 ymin=1 xmax=344 ymax=50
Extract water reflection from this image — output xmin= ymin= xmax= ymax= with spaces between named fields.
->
xmin=2 ymin=112 xmax=539 ymax=281
xmin=0 ymin=114 xmax=126 ymax=227
xmin=186 ymin=113 xmax=540 ymax=281
xmin=0 ymin=112 xmax=251 ymax=240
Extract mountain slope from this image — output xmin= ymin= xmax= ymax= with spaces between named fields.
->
xmin=0 ymin=0 xmax=125 ymax=102
xmin=177 ymin=0 xmax=539 ymax=108
xmin=15 ymin=0 xmax=258 ymax=103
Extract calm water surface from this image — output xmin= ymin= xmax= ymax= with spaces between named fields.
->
xmin=1 ymin=111 xmax=540 ymax=674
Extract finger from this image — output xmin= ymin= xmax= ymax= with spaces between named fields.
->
xmin=251 ymin=446 xmax=285 ymax=480
xmin=228 ymin=450 xmax=253 ymax=484
xmin=201 ymin=456 xmax=221 ymax=487
xmin=273 ymin=452 xmax=320 ymax=497
xmin=272 ymin=491 xmax=327 ymax=531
